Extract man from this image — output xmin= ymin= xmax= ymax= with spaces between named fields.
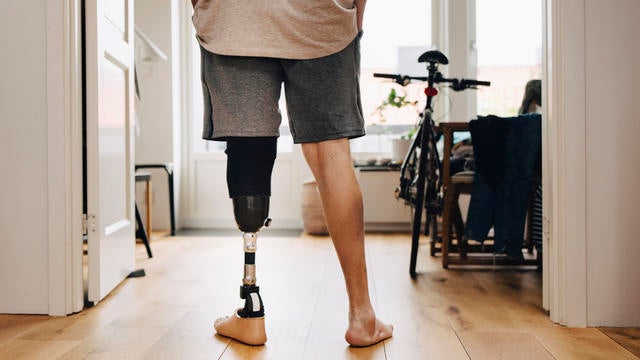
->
xmin=191 ymin=0 xmax=393 ymax=347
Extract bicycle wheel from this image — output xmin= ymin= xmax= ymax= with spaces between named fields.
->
xmin=408 ymin=113 xmax=432 ymax=278
xmin=409 ymin=111 xmax=446 ymax=276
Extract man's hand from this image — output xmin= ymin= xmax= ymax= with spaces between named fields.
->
xmin=355 ymin=0 xmax=366 ymax=31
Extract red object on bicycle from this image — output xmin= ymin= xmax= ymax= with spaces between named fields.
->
xmin=424 ymin=87 xmax=438 ymax=97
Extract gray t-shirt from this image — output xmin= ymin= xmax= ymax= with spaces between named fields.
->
xmin=192 ymin=0 xmax=358 ymax=60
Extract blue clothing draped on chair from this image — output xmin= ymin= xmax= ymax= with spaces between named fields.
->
xmin=465 ymin=113 xmax=542 ymax=258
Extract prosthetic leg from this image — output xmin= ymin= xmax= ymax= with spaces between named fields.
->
xmin=213 ymin=137 xmax=277 ymax=346
xmin=235 ymin=195 xmax=270 ymax=319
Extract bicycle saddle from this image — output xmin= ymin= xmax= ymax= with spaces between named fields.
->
xmin=418 ymin=50 xmax=449 ymax=65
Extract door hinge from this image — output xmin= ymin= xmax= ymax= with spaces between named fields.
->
xmin=543 ymin=215 xmax=551 ymax=240
xmin=83 ymin=214 xmax=97 ymax=235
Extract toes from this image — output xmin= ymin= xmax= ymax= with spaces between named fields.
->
xmin=380 ymin=325 xmax=393 ymax=339
xmin=214 ymin=316 xmax=229 ymax=329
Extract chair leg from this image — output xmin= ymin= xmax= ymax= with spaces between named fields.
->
xmin=442 ymin=190 xmax=453 ymax=269
xmin=452 ymin=197 xmax=467 ymax=259
xmin=145 ymin=179 xmax=152 ymax=241
xmin=452 ymin=210 xmax=469 ymax=259
xmin=167 ymin=168 xmax=176 ymax=236
xmin=135 ymin=205 xmax=153 ymax=258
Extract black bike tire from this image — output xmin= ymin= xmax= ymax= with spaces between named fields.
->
xmin=408 ymin=112 xmax=432 ymax=278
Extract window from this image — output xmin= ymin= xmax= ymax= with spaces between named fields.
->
xmin=352 ymin=0 xmax=431 ymax=153
xmin=476 ymin=0 xmax=542 ymax=116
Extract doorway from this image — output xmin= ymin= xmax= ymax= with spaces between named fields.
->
xmin=66 ymin=0 xmax=576 ymax=324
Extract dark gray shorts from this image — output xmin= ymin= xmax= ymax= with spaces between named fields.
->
xmin=199 ymin=33 xmax=365 ymax=143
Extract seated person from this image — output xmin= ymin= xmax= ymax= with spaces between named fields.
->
xmin=518 ymin=79 xmax=542 ymax=115
xmin=519 ymin=79 xmax=543 ymax=256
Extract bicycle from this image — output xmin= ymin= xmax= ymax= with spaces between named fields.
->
xmin=374 ymin=50 xmax=490 ymax=278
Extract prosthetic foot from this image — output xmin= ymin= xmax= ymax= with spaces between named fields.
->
xmin=213 ymin=308 xmax=267 ymax=346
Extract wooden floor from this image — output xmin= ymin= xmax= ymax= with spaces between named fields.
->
xmin=0 ymin=233 xmax=638 ymax=359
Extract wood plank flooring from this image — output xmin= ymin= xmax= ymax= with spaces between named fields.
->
xmin=0 ymin=232 xmax=638 ymax=359
xmin=601 ymin=327 xmax=640 ymax=358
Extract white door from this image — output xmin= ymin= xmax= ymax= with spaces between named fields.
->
xmin=85 ymin=0 xmax=136 ymax=303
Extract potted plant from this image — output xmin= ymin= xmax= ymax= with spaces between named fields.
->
xmin=391 ymin=128 xmax=415 ymax=163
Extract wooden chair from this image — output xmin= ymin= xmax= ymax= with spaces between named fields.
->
xmin=437 ymin=122 xmax=539 ymax=268
xmin=135 ymin=163 xmax=176 ymax=236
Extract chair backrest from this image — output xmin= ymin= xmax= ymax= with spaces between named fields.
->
xmin=439 ymin=122 xmax=471 ymax=192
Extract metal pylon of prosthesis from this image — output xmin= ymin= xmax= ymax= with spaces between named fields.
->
xmin=243 ymin=232 xmax=257 ymax=285
xmin=238 ymin=231 xmax=265 ymax=318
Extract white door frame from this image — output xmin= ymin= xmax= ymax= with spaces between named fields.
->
xmin=46 ymin=0 xmax=84 ymax=315
xmin=543 ymin=0 xmax=588 ymax=327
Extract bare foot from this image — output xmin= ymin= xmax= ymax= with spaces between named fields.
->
xmin=345 ymin=311 xmax=393 ymax=347
xmin=213 ymin=308 xmax=267 ymax=346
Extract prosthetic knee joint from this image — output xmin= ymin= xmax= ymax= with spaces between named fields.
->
xmin=226 ymin=137 xmax=277 ymax=318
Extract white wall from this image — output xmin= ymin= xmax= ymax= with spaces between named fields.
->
xmin=358 ymin=170 xmax=411 ymax=231
xmin=583 ymin=0 xmax=640 ymax=326
xmin=0 ymin=0 xmax=82 ymax=316
xmin=0 ymin=1 xmax=64 ymax=314
xmin=134 ymin=0 xmax=182 ymax=231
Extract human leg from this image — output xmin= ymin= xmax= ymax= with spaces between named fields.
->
xmin=282 ymin=34 xmax=391 ymax=346
xmin=302 ymin=138 xmax=392 ymax=346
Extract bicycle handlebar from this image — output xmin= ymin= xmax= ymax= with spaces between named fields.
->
xmin=372 ymin=73 xmax=427 ymax=86
xmin=372 ymin=73 xmax=401 ymax=79
xmin=459 ymin=79 xmax=491 ymax=87
xmin=451 ymin=78 xmax=491 ymax=91
xmin=373 ymin=72 xmax=490 ymax=91
xmin=373 ymin=73 xmax=426 ymax=82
